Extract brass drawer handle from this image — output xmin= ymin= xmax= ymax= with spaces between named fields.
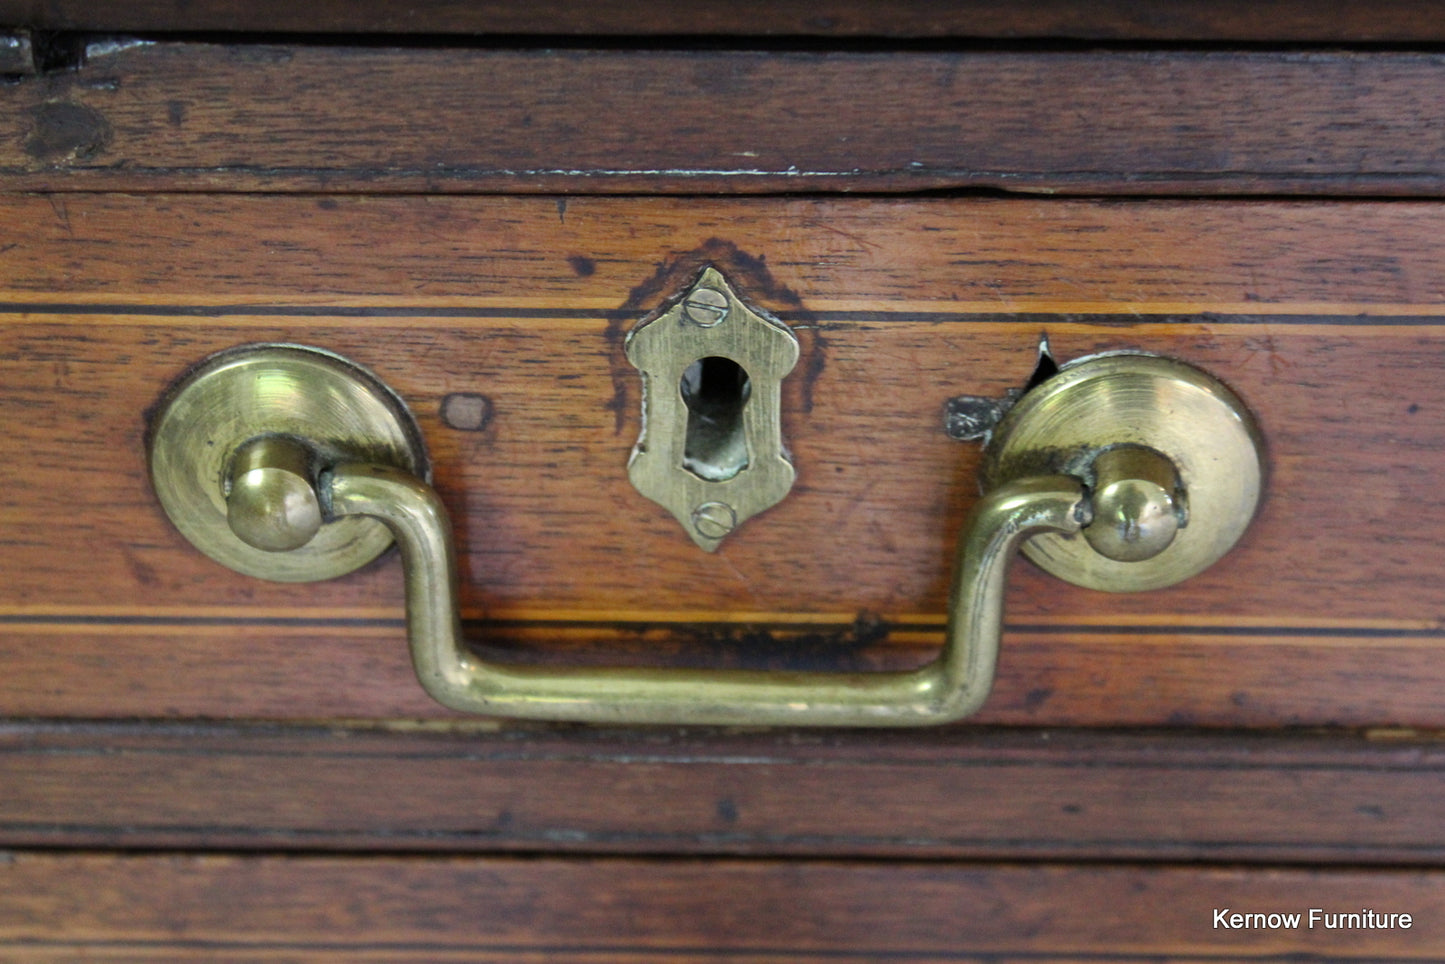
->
xmin=149 ymin=345 xmax=1262 ymax=726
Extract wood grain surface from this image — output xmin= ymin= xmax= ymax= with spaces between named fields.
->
xmin=10 ymin=0 xmax=1445 ymax=40
xmin=2 ymin=723 xmax=1443 ymax=864
xmin=6 ymin=42 xmax=1445 ymax=194
xmin=4 ymin=21 xmax=1440 ymax=959
xmin=2 ymin=194 xmax=1443 ymax=725
xmin=3 ymin=853 xmax=1444 ymax=961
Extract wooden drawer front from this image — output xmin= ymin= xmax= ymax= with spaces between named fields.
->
xmin=6 ymin=42 xmax=1445 ymax=197
xmin=5 ymin=854 xmax=1445 ymax=962
xmin=2 ymin=195 xmax=1440 ymax=726
xmin=2 ymin=724 xmax=1442 ymax=864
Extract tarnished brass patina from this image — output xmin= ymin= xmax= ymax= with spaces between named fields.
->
xmin=147 ymin=344 xmax=427 ymax=582
xmin=149 ymin=344 xmax=1263 ymax=726
xmin=984 ymin=353 xmax=1264 ymax=592
xmin=326 ymin=461 xmax=1084 ymax=725
xmin=1079 ymin=444 xmax=1183 ymax=563
xmin=625 ymin=267 xmax=799 ymax=550
xmin=226 ymin=435 xmax=325 ymax=553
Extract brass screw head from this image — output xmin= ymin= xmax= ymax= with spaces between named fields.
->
xmin=682 ymin=288 xmax=729 ymax=327
xmin=691 ymin=501 xmax=738 ymax=539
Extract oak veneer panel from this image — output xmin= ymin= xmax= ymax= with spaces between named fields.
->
xmin=6 ymin=43 xmax=1445 ymax=194
xmin=2 ymin=195 xmax=1443 ymax=725
xmin=3 ymin=854 xmax=1444 ymax=960
xmin=11 ymin=0 xmax=1445 ymax=40
xmin=3 ymin=724 xmax=1444 ymax=863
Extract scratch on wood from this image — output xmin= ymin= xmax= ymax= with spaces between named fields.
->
xmin=44 ymin=194 xmax=72 ymax=235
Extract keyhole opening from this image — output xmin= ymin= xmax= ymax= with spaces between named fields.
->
xmin=680 ymin=356 xmax=751 ymax=482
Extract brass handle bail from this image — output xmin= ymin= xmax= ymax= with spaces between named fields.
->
xmin=150 ymin=345 xmax=1263 ymax=725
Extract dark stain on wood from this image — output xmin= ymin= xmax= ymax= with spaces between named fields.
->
xmin=606 ymin=239 xmax=824 ymax=438
xmin=602 ymin=238 xmax=816 ymax=436
xmin=665 ymin=610 xmax=892 ymax=673
xmin=23 ymin=100 xmax=110 ymax=161
xmin=468 ymin=612 xmax=893 ymax=674
xmin=1022 ymin=687 xmax=1054 ymax=710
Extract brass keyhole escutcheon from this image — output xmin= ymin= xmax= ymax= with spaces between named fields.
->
xmin=624 ymin=267 xmax=799 ymax=550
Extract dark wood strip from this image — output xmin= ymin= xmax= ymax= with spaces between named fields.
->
xmin=2 ymin=724 xmax=1443 ymax=862
xmin=6 ymin=44 xmax=1445 ymax=194
xmin=4 ymin=611 xmax=1440 ymax=638
xmin=9 ymin=301 xmax=1445 ymax=327
xmin=2 ymin=853 xmax=1443 ymax=960
xmin=9 ymin=0 xmax=1445 ymax=41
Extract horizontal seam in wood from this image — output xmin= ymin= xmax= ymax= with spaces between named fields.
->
xmin=3 ymin=745 xmax=1441 ymax=772
xmin=2 ymin=613 xmax=1439 ymax=639
xmin=2 ymin=822 xmax=1443 ymax=854
xmin=5 ymin=302 xmax=1445 ymax=320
